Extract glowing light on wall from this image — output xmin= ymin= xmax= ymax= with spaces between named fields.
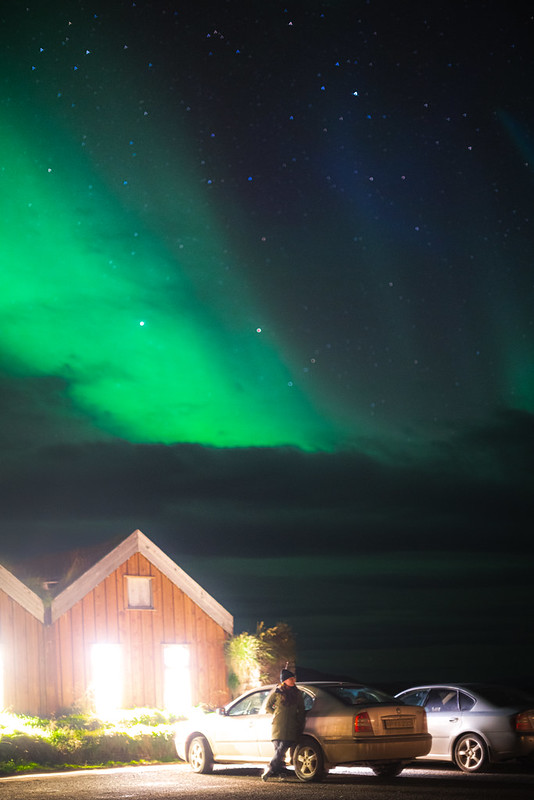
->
xmin=91 ymin=643 xmax=122 ymax=716
xmin=163 ymin=644 xmax=192 ymax=713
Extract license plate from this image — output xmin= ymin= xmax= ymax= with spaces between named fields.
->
xmin=383 ymin=717 xmax=414 ymax=729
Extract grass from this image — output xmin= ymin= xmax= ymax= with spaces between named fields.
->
xmin=0 ymin=709 xmax=183 ymax=776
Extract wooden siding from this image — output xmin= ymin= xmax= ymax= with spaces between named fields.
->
xmin=0 ymin=588 xmax=46 ymax=715
xmin=50 ymin=553 xmax=230 ymax=712
xmin=1 ymin=533 xmax=232 ymax=716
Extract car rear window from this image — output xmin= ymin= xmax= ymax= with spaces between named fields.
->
xmin=323 ymin=686 xmax=396 ymax=706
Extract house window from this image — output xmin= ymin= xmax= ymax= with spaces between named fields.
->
xmin=125 ymin=575 xmax=153 ymax=609
xmin=163 ymin=644 xmax=192 ymax=713
xmin=91 ymin=643 xmax=122 ymax=716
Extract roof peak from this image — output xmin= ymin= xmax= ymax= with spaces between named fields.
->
xmin=1 ymin=529 xmax=233 ymax=633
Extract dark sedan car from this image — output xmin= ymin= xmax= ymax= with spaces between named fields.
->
xmin=395 ymin=683 xmax=534 ymax=772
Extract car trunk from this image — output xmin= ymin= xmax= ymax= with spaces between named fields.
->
xmin=320 ymin=703 xmax=430 ymax=765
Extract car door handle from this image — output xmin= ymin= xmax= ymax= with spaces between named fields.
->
xmin=448 ymin=717 xmax=459 ymax=722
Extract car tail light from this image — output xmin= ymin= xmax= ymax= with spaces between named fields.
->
xmin=515 ymin=712 xmax=534 ymax=732
xmin=421 ymin=710 xmax=428 ymax=733
xmin=354 ymin=711 xmax=373 ymax=733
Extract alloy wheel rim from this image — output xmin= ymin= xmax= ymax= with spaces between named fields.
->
xmin=297 ymin=747 xmax=318 ymax=776
xmin=458 ymin=737 xmax=483 ymax=769
xmin=190 ymin=742 xmax=203 ymax=770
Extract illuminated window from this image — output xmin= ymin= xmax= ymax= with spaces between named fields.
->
xmin=91 ymin=644 xmax=122 ymax=716
xmin=163 ymin=644 xmax=192 ymax=713
xmin=126 ymin=575 xmax=153 ymax=609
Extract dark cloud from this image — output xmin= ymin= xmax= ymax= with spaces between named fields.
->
xmin=1 ymin=406 xmax=532 ymax=556
xmin=1 ymin=399 xmax=532 ymax=686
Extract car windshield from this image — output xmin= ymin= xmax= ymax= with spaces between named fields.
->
xmin=322 ymin=685 xmax=397 ymax=706
xmin=469 ymin=685 xmax=534 ymax=708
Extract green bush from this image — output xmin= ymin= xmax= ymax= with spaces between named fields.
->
xmin=0 ymin=734 xmax=62 ymax=766
xmin=0 ymin=710 xmax=179 ymax=775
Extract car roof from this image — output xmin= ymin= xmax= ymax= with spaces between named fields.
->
xmin=236 ymin=681 xmax=370 ymax=697
xmin=396 ymin=683 xmax=534 ymax=699
xmin=272 ymin=681 xmax=368 ymax=690
xmin=397 ymin=683 xmax=512 ymax=691
xmin=300 ymin=681 xmax=367 ymax=687
xmin=396 ymin=683 xmax=534 ymax=707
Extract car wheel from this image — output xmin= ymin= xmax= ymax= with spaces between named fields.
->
xmin=293 ymin=737 xmax=325 ymax=782
xmin=370 ymin=761 xmax=404 ymax=778
xmin=454 ymin=733 xmax=487 ymax=773
xmin=188 ymin=736 xmax=213 ymax=774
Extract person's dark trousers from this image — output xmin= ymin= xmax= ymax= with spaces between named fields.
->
xmin=269 ymin=739 xmax=293 ymax=774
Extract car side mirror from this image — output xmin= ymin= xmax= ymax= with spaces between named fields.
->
xmin=216 ymin=707 xmax=227 ymax=715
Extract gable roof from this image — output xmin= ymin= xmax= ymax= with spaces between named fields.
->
xmin=0 ymin=563 xmax=45 ymax=622
xmin=8 ymin=537 xmax=125 ymax=599
xmin=50 ymin=529 xmax=233 ymax=633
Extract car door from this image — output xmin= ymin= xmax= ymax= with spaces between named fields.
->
xmin=212 ymin=689 xmax=270 ymax=759
xmin=255 ymin=691 xmax=277 ymax=758
xmin=423 ymin=688 xmax=462 ymax=757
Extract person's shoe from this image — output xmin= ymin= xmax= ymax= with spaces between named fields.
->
xmin=261 ymin=768 xmax=273 ymax=782
xmin=278 ymin=767 xmax=292 ymax=777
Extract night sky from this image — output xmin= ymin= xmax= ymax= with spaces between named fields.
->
xmin=1 ymin=2 xmax=533 ymax=689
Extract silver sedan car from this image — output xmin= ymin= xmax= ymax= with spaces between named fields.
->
xmin=175 ymin=681 xmax=431 ymax=781
xmin=395 ymin=683 xmax=534 ymax=772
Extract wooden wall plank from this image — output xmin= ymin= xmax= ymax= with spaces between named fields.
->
xmin=81 ymin=591 xmax=95 ymax=709
xmin=22 ymin=612 xmax=39 ymax=712
xmin=11 ymin=602 xmax=25 ymax=711
xmin=0 ymin=592 xmax=13 ymax=708
xmin=57 ymin=612 xmax=74 ymax=710
xmin=173 ymin=582 xmax=186 ymax=641
xmin=70 ymin=600 xmax=85 ymax=705
xmin=128 ymin=609 xmax=143 ymax=707
xmin=150 ymin=566 xmax=164 ymax=708
xmin=161 ymin=574 xmax=175 ymax=642
xmin=127 ymin=553 xmax=139 ymax=574
xmin=43 ymin=622 xmax=58 ymax=715
xmin=116 ymin=561 xmax=130 ymax=707
xmin=104 ymin=572 xmax=119 ymax=642
xmin=93 ymin=581 xmax=107 ymax=642
xmin=141 ymin=609 xmax=155 ymax=706
xmin=138 ymin=553 xmax=151 ymax=576
xmin=183 ymin=593 xmax=196 ymax=642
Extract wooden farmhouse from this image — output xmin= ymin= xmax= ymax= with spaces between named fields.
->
xmin=0 ymin=529 xmax=233 ymax=716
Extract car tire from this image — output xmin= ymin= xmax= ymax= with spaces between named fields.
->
xmin=293 ymin=737 xmax=325 ymax=782
xmin=370 ymin=761 xmax=404 ymax=778
xmin=188 ymin=736 xmax=213 ymax=774
xmin=453 ymin=733 xmax=488 ymax=773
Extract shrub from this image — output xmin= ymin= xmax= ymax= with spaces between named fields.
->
xmin=225 ymin=621 xmax=297 ymax=696
xmin=0 ymin=734 xmax=61 ymax=765
xmin=0 ymin=709 xmax=179 ymax=775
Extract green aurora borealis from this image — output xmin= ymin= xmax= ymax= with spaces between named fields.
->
xmin=0 ymin=113 xmax=344 ymax=450
xmin=2 ymin=102 xmax=533 ymax=455
xmin=1 ymin=2 xmax=533 ymax=459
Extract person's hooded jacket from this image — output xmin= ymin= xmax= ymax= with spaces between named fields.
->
xmin=265 ymin=683 xmax=306 ymax=741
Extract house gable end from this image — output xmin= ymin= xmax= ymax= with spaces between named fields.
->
xmin=0 ymin=563 xmax=45 ymax=622
xmin=50 ymin=529 xmax=233 ymax=634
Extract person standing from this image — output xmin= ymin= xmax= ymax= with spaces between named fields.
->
xmin=261 ymin=667 xmax=305 ymax=781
